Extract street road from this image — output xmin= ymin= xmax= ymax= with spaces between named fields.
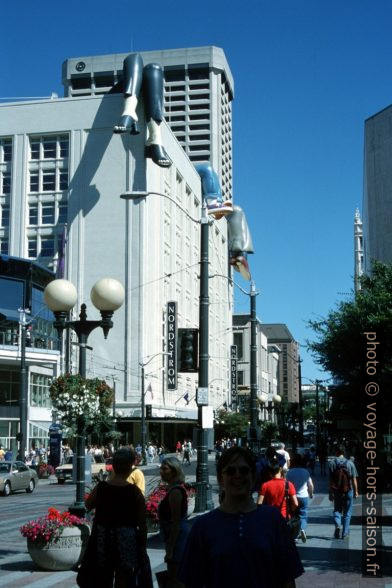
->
xmin=0 ymin=455 xmax=391 ymax=587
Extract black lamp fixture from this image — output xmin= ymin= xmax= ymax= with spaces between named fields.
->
xmin=44 ymin=277 xmax=124 ymax=516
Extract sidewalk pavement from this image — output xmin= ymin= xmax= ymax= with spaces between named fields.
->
xmin=145 ymin=455 xmax=392 ymax=586
xmin=3 ymin=454 xmax=392 ymax=587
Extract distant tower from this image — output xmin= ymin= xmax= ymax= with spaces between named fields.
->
xmin=354 ymin=208 xmax=364 ymax=293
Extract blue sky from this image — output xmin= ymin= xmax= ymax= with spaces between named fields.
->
xmin=2 ymin=0 xmax=391 ymax=381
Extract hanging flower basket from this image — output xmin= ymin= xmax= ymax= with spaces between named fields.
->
xmin=49 ymin=374 xmax=113 ymax=430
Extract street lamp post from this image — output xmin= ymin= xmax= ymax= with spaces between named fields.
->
xmin=195 ymin=201 xmax=214 ymax=512
xmin=121 ymin=190 xmax=214 ymax=512
xmin=17 ymin=308 xmax=30 ymax=462
xmin=211 ymin=274 xmax=259 ymax=448
xmin=139 ymin=353 xmax=169 ymax=464
xmin=249 ymin=281 xmax=258 ymax=449
xmin=44 ymin=277 xmax=124 ymax=516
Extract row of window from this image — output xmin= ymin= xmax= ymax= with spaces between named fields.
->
xmin=29 ymin=201 xmax=67 ymax=226
xmin=29 ymin=169 xmax=68 ymax=193
xmin=0 ymin=201 xmax=67 ymax=228
xmin=30 ymin=135 xmax=68 ymax=161
xmin=27 ymin=234 xmax=59 ymax=258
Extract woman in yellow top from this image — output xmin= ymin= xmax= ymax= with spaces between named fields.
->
xmin=127 ymin=462 xmax=145 ymax=495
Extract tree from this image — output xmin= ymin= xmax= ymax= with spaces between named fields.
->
xmin=307 ymin=261 xmax=392 ymax=431
xmin=215 ymin=410 xmax=248 ymax=439
xmin=260 ymin=421 xmax=279 ymax=445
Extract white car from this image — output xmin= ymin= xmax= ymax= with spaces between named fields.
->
xmin=55 ymin=455 xmax=106 ymax=484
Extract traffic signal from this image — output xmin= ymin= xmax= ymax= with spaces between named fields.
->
xmin=146 ymin=405 xmax=152 ymax=419
xmin=177 ymin=328 xmax=198 ymax=372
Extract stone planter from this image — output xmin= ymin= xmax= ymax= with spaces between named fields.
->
xmin=27 ymin=524 xmax=90 ymax=571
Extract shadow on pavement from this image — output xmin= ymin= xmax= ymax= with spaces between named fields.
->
xmin=1 ymin=560 xmax=36 ymax=572
xmin=298 ymin=544 xmax=392 ymax=576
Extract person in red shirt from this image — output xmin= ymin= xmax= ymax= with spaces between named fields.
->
xmin=257 ymin=456 xmax=298 ymax=518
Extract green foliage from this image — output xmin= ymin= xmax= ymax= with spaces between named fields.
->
xmin=307 ymin=261 xmax=392 ymax=427
xmin=260 ymin=421 xmax=278 ymax=445
xmin=215 ymin=410 xmax=248 ymax=438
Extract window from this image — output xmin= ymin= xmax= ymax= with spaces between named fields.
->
xmin=42 ymin=203 xmax=55 ymax=224
xmin=30 ymin=374 xmax=52 ymax=408
xmin=2 ymin=173 xmax=11 ymax=195
xmin=28 ymin=237 xmax=37 ymax=258
xmin=59 ymin=170 xmax=68 ymax=190
xmin=42 ymin=172 xmax=56 ymax=191
xmin=0 ymin=238 xmax=8 ymax=255
xmin=1 ymin=205 xmax=9 ymax=227
xmin=0 ymin=369 xmax=19 ymax=406
xmin=29 ymin=173 xmax=39 ymax=192
xmin=3 ymin=140 xmax=12 ymax=162
xmin=30 ymin=141 xmax=40 ymax=159
xmin=58 ymin=202 xmax=67 ymax=223
xmin=233 ymin=333 xmax=244 ymax=359
xmin=29 ymin=204 xmax=38 ymax=225
xmin=238 ymin=370 xmax=244 ymax=386
xmin=59 ymin=138 xmax=68 ymax=158
xmin=40 ymin=237 xmax=55 ymax=257
xmin=43 ymin=139 xmax=57 ymax=159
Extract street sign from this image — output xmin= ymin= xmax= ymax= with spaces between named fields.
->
xmin=167 ymin=301 xmax=177 ymax=390
xmin=197 ymin=387 xmax=209 ymax=405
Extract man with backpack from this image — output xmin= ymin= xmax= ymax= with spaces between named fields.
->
xmin=329 ymin=446 xmax=359 ymax=539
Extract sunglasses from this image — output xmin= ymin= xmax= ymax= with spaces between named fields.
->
xmin=222 ymin=465 xmax=251 ymax=476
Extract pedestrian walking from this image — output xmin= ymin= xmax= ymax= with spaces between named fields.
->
xmin=158 ymin=457 xmax=189 ymax=587
xmin=182 ymin=442 xmax=191 ymax=465
xmin=176 ymin=440 xmax=182 ymax=455
xmin=147 ymin=443 xmax=156 ymax=463
xmin=276 ymin=442 xmax=291 ymax=473
xmin=329 ymin=445 xmax=359 ymax=539
xmin=257 ymin=456 xmax=298 ymax=518
xmin=179 ymin=447 xmax=303 ymax=587
xmin=286 ymin=453 xmax=314 ymax=543
xmin=77 ymin=447 xmax=153 ymax=587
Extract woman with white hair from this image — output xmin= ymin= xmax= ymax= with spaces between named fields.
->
xmin=159 ymin=457 xmax=189 ymax=587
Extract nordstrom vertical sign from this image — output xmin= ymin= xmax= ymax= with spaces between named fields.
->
xmin=167 ymin=302 xmax=177 ymax=390
xmin=230 ymin=345 xmax=238 ymax=412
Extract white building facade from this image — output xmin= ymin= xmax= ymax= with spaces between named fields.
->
xmin=0 ymin=89 xmax=232 ymax=446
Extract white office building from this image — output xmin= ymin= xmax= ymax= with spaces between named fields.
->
xmin=0 ymin=47 xmax=234 ymax=447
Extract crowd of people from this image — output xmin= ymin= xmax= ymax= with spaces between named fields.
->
xmin=2 ymin=434 xmax=363 ymax=586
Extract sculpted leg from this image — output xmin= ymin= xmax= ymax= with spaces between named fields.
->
xmin=114 ymin=53 xmax=144 ymax=135
xmin=195 ymin=163 xmax=233 ymax=220
xmin=143 ymin=63 xmax=171 ymax=167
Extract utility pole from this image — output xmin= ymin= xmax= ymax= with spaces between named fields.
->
xmin=249 ymin=281 xmax=259 ymax=449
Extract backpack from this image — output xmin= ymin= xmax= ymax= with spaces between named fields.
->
xmin=330 ymin=459 xmax=351 ymax=493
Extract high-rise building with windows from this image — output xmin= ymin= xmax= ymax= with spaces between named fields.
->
xmin=363 ymin=105 xmax=392 ymax=272
xmin=62 ymin=46 xmax=234 ymax=200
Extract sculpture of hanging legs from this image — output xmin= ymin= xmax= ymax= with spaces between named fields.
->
xmin=226 ymin=205 xmax=254 ymax=281
xmin=143 ymin=63 xmax=171 ymax=168
xmin=195 ymin=163 xmax=233 ymax=220
xmin=114 ymin=54 xmax=171 ymax=168
xmin=114 ymin=53 xmax=144 ymax=135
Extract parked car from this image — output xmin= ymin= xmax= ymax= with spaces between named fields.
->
xmin=55 ymin=454 xmax=106 ymax=484
xmin=0 ymin=460 xmax=38 ymax=496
